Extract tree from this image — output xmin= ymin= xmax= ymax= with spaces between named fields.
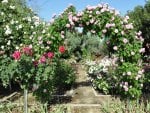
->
xmin=127 ymin=0 xmax=150 ymax=61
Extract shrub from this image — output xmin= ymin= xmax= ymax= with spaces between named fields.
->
xmin=127 ymin=0 xmax=150 ymax=61
xmin=83 ymin=33 xmax=108 ymax=57
xmin=116 ymin=62 xmax=144 ymax=99
xmin=0 ymin=0 xmax=36 ymax=57
xmin=33 ymin=59 xmax=76 ymax=103
xmin=86 ymin=56 xmax=118 ymax=95
xmin=65 ymin=32 xmax=108 ymax=61
xmin=54 ymin=60 xmax=76 ymax=88
xmin=0 ymin=50 xmax=35 ymax=89
xmin=33 ymin=61 xmax=57 ymax=103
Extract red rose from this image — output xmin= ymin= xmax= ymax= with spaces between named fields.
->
xmin=33 ymin=61 xmax=38 ymax=67
xmin=39 ymin=56 xmax=46 ymax=63
xmin=12 ymin=51 xmax=21 ymax=60
xmin=47 ymin=52 xmax=54 ymax=59
xmin=59 ymin=46 xmax=65 ymax=53
xmin=22 ymin=47 xmax=33 ymax=56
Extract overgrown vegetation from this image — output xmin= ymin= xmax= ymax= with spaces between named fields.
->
xmin=127 ymin=0 xmax=150 ymax=61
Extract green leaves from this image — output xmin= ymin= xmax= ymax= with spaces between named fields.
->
xmin=127 ymin=0 xmax=150 ymax=58
xmin=94 ymin=79 xmax=109 ymax=94
xmin=33 ymin=60 xmax=76 ymax=103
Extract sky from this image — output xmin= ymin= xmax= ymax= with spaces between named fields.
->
xmin=27 ymin=0 xmax=146 ymax=21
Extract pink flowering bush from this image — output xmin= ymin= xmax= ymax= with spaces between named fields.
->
xmin=116 ymin=62 xmax=144 ymax=98
xmin=0 ymin=0 xmax=75 ymax=103
xmin=1 ymin=45 xmax=75 ymax=103
xmin=7 ymin=47 xmax=35 ymax=89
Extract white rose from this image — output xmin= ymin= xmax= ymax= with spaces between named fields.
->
xmin=10 ymin=5 xmax=15 ymax=9
xmin=2 ymin=0 xmax=8 ymax=3
xmin=5 ymin=28 xmax=12 ymax=35
xmin=127 ymin=72 xmax=131 ymax=76
xmin=114 ymin=29 xmax=118 ymax=33
xmin=16 ymin=46 xmax=19 ymax=50
xmin=1 ymin=12 xmax=4 ymax=16
xmin=11 ymin=20 xmax=14 ymax=24
xmin=1 ymin=46 xmax=4 ymax=49
xmin=7 ymin=40 xmax=11 ymax=45
xmin=18 ymin=25 xmax=22 ymax=29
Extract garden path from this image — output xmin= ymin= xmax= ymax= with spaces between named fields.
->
xmin=63 ymin=63 xmax=112 ymax=113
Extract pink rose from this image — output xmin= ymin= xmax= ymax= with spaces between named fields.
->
xmin=59 ymin=46 xmax=65 ymax=53
xmin=123 ymin=85 xmax=129 ymax=91
xmin=121 ymin=31 xmax=125 ymax=35
xmin=123 ymin=38 xmax=128 ymax=44
xmin=61 ymin=34 xmax=65 ymax=38
xmin=125 ymin=23 xmax=133 ymax=29
xmin=91 ymin=30 xmax=96 ymax=34
xmin=61 ymin=31 xmax=65 ymax=34
xmin=90 ymin=19 xmax=95 ymax=24
xmin=39 ymin=56 xmax=46 ymax=63
xmin=137 ymin=31 xmax=142 ymax=36
xmin=73 ymin=16 xmax=79 ymax=22
xmin=22 ymin=47 xmax=33 ymax=56
xmin=96 ymin=11 xmax=100 ymax=15
xmin=47 ymin=52 xmax=54 ymax=59
xmin=105 ymin=23 xmax=111 ymax=28
xmin=12 ymin=51 xmax=21 ymax=60
xmin=139 ymin=48 xmax=145 ymax=53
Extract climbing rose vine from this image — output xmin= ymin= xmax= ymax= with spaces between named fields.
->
xmin=49 ymin=3 xmax=145 ymax=99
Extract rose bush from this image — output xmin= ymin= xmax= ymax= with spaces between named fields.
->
xmin=0 ymin=0 xmax=76 ymax=103
xmin=86 ymin=56 xmax=118 ymax=94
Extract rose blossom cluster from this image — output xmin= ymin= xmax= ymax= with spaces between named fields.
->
xmin=105 ymin=23 xmax=115 ymax=28
xmin=120 ymin=82 xmax=129 ymax=91
xmin=12 ymin=45 xmax=65 ymax=65
xmin=66 ymin=3 xmax=120 ymax=35
xmin=135 ymin=69 xmax=144 ymax=80
xmin=135 ymin=31 xmax=144 ymax=42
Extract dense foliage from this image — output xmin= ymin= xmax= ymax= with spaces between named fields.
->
xmin=65 ymin=32 xmax=107 ymax=61
xmin=127 ymin=0 xmax=150 ymax=61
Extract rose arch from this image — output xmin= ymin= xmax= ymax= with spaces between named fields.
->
xmin=48 ymin=4 xmax=145 ymax=99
